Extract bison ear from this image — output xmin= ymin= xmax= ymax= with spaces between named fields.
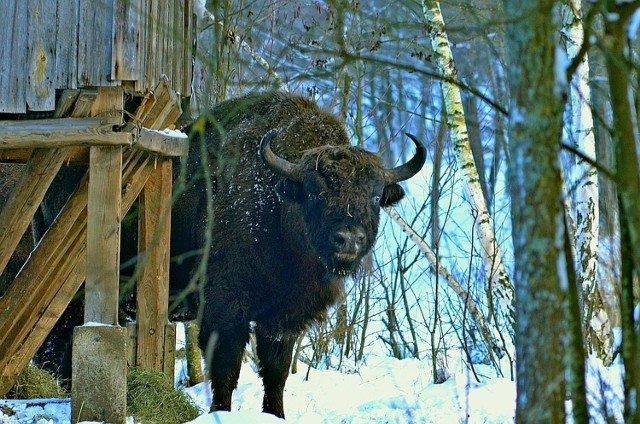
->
xmin=380 ymin=183 xmax=405 ymax=207
xmin=275 ymin=179 xmax=304 ymax=203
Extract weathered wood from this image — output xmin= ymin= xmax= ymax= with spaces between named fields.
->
xmin=4 ymin=215 xmax=88 ymax=384
xmin=173 ymin=0 xmax=184 ymax=94
xmin=85 ymin=86 xmax=123 ymax=326
xmin=184 ymin=0 xmax=195 ymax=95
xmin=70 ymin=90 xmax=98 ymax=117
xmin=78 ymin=1 xmax=117 ymax=87
xmin=135 ymin=76 xmax=183 ymax=130
xmin=161 ymin=0 xmax=172 ymax=87
xmin=136 ymin=128 xmax=188 ymax=156
xmin=112 ymin=0 xmax=141 ymax=81
xmin=175 ymin=0 xmax=196 ymax=95
xmin=143 ymin=0 xmax=162 ymax=90
xmin=0 ymin=176 xmax=90 ymax=387
xmin=85 ymin=146 xmax=123 ymax=324
xmin=136 ymin=157 xmax=172 ymax=369
xmin=1 ymin=0 xmax=193 ymax=112
xmin=0 ymin=117 xmax=131 ymax=149
xmin=55 ymin=0 xmax=80 ymax=89
xmin=0 ymin=150 xmax=155 ymax=396
xmin=91 ymin=87 xmax=125 ymax=119
xmin=54 ymin=90 xmax=81 ymax=118
xmin=0 ymin=147 xmax=89 ymax=164
xmin=0 ymin=1 xmax=27 ymax=113
xmin=134 ymin=0 xmax=149 ymax=93
xmin=0 ymin=89 xmax=89 ymax=164
xmin=26 ymin=0 xmax=56 ymax=111
xmin=0 ymin=148 xmax=70 ymax=277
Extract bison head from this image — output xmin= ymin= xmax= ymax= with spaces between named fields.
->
xmin=261 ymin=131 xmax=426 ymax=276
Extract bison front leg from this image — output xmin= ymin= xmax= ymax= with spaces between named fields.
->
xmin=199 ymin=323 xmax=249 ymax=413
xmin=255 ymin=330 xmax=297 ymax=418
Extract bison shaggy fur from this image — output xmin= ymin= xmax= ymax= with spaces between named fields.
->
xmin=179 ymin=91 xmax=425 ymax=417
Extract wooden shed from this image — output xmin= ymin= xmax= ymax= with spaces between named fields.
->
xmin=0 ymin=1 xmax=196 ymax=423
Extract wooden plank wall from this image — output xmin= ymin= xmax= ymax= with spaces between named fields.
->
xmin=0 ymin=0 xmax=195 ymax=114
xmin=0 ymin=1 xmax=27 ymax=113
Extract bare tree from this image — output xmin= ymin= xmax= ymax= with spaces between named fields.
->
xmin=561 ymin=0 xmax=612 ymax=364
xmin=421 ymin=0 xmax=515 ymax=369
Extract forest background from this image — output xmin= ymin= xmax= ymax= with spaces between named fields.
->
xmin=187 ymin=0 xmax=638 ymax=422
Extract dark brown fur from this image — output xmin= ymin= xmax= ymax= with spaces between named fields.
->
xmin=177 ymin=91 xmax=424 ymax=418
xmin=0 ymin=92 xmax=424 ymax=418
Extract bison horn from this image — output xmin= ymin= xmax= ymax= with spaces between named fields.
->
xmin=383 ymin=133 xmax=427 ymax=185
xmin=260 ymin=129 xmax=305 ymax=182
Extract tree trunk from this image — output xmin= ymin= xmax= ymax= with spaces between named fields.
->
xmin=561 ymin=0 xmax=612 ymax=364
xmin=185 ymin=321 xmax=204 ymax=386
xmin=502 ymin=0 xmax=567 ymax=422
xmin=421 ymin=0 xmax=515 ymax=361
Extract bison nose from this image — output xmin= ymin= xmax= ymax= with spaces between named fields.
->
xmin=331 ymin=227 xmax=366 ymax=255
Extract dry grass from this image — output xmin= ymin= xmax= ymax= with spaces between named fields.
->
xmin=127 ymin=367 xmax=201 ymax=424
xmin=7 ymin=364 xmax=66 ymax=399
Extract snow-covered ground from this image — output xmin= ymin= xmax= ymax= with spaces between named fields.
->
xmin=1 ymin=357 xmax=515 ymax=424
xmin=0 ymin=325 xmax=625 ymax=423
xmin=0 ymin=355 xmax=626 ymax=423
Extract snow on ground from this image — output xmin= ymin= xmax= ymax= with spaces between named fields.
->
xmin=0 ymin=324 xmax=624 ymax=423
xmin=0 ymin=356 xmax=516 ymax=424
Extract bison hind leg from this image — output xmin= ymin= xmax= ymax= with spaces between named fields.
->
xmin=254 ymin=329 xmax=297 ymax=418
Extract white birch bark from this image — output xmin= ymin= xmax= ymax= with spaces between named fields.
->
xmin=561 ymin=0 xmax=612 ymax=364
xmin=421 ymin=0 xmax=515 ymax=353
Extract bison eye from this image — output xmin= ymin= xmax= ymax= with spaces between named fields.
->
xmin=373 ymin=195 xmax=381 ymax=204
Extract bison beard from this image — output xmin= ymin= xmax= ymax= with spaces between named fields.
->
xmin=179 ymin=92 xmax=425 ymax=418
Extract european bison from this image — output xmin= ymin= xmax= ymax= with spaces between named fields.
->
xmin=0 ymin=91 xmax=425 ymax=418
xmin=182 ymin=91 xmax=425 ymax=417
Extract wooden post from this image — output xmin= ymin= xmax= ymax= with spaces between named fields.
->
xmin=72 ymin=88 xmax=127 ymax=424
xmin=136 ymin=157 xmax=175 ymax=376
xmin=85 ymin=145 xmax=122 ymax=324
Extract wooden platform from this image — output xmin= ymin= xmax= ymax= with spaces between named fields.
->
xmin=0 ymin=81 xmax=187 ymax=423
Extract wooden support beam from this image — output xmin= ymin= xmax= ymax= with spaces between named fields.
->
xmin=73 ymin=87 xmax=126 ymax=423
xmin=0 ymin=148 xmax=70 ymax=276
xmin=85 ymin=146 xmax=122 ymax=324
xmin=0 ymin=150 xmax=155 ymax=396
xmin=136 ymin=157 xmax=173 ymax=371
xmin=136 ymin=127 xmax=188 ymax=156
xmin=0 ymin=127 xmax=188 ymax=164
xmin=0 ymin=117 xmax=131 ymax=149
xmin=0 ymin=147 xmax=89 ymax=164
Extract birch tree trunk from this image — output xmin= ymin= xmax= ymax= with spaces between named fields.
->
xmin=502 ymin=0 xmax=568 ymax=422
xmin=421 ymin=0 xmax=515 ymax=360
xmin=561 ymin=0 xmax=612 ymax=364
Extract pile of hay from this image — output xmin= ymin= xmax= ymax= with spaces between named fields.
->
xmin=8 ymin=365 xmax=66 ymax=399
xmin=127 ymin=367 xmax=201 ymax=424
